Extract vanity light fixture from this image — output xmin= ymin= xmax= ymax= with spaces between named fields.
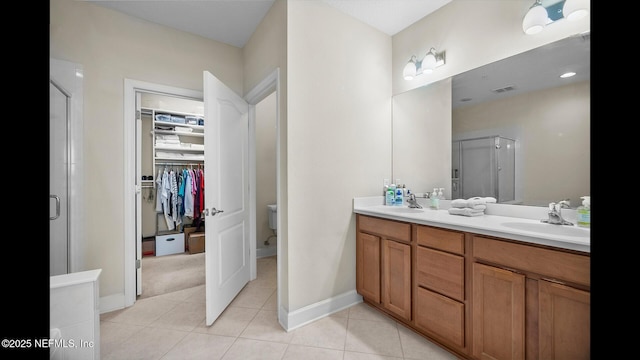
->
xmin=403 ymin=47 xmax=445 ymax=81
xmin=522 ymin=0 xmax=589 ymax=35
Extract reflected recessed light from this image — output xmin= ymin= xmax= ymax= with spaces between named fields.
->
xmin=560 ymin=71 xmax=576 ymax=78
xmin=75 ymin=70 xmax=84 ymax=78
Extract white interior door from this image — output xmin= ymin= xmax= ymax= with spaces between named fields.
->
xmin=50 ymin=79 xmax=70 ymax=276
xmin=204 ymin=71 xmax=250 ymax=325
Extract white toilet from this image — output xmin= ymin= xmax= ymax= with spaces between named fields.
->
xmin=267 ymin=204 xmax=277 ymax=231
xmin=265 ymin=204 xmax=277 ymax=246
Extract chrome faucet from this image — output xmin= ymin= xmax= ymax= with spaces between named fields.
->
xmin=541 ymin=200 xmax=573 ymax=225
xmin=407 ymin=194 xmax=423 ymax=209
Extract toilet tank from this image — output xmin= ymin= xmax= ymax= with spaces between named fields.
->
xmin=267 ymin=204 xmax=277 ymax=230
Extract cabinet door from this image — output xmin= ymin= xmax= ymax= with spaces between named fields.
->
xmin=356 ymin=232 xmax=381 ymax=303
xmin=539 ymin=280 xmax=590 ymax=360
xmin=472 ymin=263 xmax=525 ymax=360
xmin=382 ymin=239 xmax=411 ymax=321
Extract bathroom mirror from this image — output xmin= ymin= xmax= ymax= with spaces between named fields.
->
xmin=394 ymin=33 xmax=590 ymax=207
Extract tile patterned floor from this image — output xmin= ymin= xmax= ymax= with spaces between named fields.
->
xmin=100 ymin=256 xmax=461 ymax=359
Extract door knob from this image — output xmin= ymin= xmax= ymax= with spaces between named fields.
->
xmin=210 ymin=207 xmax=224 ymax=216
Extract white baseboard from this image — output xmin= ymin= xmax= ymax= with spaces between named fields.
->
xmin=280 ymin=290 xmax=363 ymax=332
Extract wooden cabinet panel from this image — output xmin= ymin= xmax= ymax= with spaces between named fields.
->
xmin=473 ymin=236 xmax=590 ymax=287
xmin=416 ymin=246 xmax=464 ymax=301
xmin=359 ymin=215 xmax=411 ymax=243
xmin=472 ymin=263 xmax=525 ymax=360
xmin=415 ymin=286 xmax=465 ymax=348
xmin=415 ymin=225 xmax=464 ymax=254
xmin=383 ymin=239 xmax=411 ymax=321
xmin=356 ymin=232 xmax=381 ymax=303
xmin=539 ymin=280 xmax=590 ymax=360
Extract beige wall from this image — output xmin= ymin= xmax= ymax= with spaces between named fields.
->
xmin=50 ymin=0 xmax=242 ymax=298
xmin=453 ymin=80 xmax=590 ymax=206
xmin=242 ymin=0 xmax=290 ymax=310
xmin=287 ymin=0 xmax=392 ymax=311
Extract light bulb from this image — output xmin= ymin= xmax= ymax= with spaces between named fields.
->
xmin=563 ymin=0 xmax=588 ymax=21
xmin=522 ymin=1 xmax=548 ymax=35
xmin=403 ymin=58 xmax=416 ymax=80
xmin=422 ymin=51 xmax=437 ymax=74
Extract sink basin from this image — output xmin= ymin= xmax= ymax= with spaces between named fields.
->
xmin=501 ymin=222 xmax=589 ymax=238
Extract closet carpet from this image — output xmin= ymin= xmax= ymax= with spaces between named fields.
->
xmin=139 ymin=252 xmax=205 ymax=299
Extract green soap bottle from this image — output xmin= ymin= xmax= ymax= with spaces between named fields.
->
xmin=576 ymin=196 xmax=590 ymax=228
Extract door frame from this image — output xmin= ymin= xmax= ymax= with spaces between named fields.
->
xmin=123 ymin=70 xmax=280 ymax=311
xmin=123 ymin=79 xmax=206 ymax=306
xmin=244 ymin=69 xmax=281 ymax=318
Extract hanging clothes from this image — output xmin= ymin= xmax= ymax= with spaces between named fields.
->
xmin=184 ymin=169 xmax=195 ymax=218
xmin=160 ymin=168 xmax=174 ymax=230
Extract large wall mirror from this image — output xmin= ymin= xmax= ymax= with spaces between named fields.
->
xmin=394 ymin=33 xmax=590 ymax=207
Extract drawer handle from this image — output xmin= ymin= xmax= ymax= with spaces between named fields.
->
xmin=166 ymin=237 xmax=175 ymax=242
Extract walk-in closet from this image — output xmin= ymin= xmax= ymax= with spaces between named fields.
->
xmin=138 ymin=93 xmax=206 ymax=298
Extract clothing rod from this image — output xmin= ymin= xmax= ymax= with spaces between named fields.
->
xmin=156 ymin=162 xmax=204 ymax=166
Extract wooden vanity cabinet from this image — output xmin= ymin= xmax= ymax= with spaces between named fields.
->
xmin=356 ymin=215 xmax=412 ymax=321
xmin=414 ymin=225 xmax=467 ymax=351
xmin=472 ymin=235 xmax=590 ymax=360
xmin=355 ymin=214 xmax=590 ymax=360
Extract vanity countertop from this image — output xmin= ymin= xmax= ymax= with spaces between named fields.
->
xmin=353 ymin=197 xmax=590 ymax=253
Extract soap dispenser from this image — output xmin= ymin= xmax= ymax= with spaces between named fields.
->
xmin=386 ymin=184 xmax=396 ymax=206
xmin=395 ymin=185 xmax=404 ymax=206
xmin=430 ymin=188 xmax=440 ymax=210
xmin=577 ymin=196 xmax=590 ymax=228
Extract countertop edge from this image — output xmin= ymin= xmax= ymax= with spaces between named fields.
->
xmin=354 ymin=207 xmax=590 ymax=254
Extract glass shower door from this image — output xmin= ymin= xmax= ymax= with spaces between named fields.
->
xmin=460 ymin=137 xmax=497 ymax=199
xmin=50 ymin=79 xmax=70 ymax=276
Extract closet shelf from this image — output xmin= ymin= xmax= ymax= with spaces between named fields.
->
xmin=151 ymin=108 xmax=203 ymax=118
xmin=154 ymin=129 xmax=204 ymax=137
xmin=155 ymin=156 xmax=204 ymax=162
xmin=154 ymin=120 xmax=203 ymax=131
xmin=155 ymin=146 xmax=204 ymax=152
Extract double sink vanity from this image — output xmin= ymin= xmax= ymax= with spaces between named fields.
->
xmin=353 ymin=196 xmax=590 ymax=360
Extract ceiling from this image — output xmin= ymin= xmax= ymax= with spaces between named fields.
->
xmin=87 ymin=0 xmax=452 ymax=48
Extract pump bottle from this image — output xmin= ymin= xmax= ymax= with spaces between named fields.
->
xmin=430 ymin=188 xmax=440 ymax=210
xmin=577 ymin=196 xmax=590 ymax=228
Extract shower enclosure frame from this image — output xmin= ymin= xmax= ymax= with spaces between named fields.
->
xmin=451 ymin=135 xmax=516 ymax=203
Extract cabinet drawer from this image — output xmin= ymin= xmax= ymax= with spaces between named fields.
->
xmin=473 ymin=236 xmax=590 ymax=287
xmin=415 ymin=225 xmax=464 ymax=254
xmin=155 ymin=233 xmax=185 ymax=256
xmin=415 ymin=286 xmax=464 ymax=348
xmin=416 ymin=246 xmax=464 ymax=301
xmin=358 ymin=215 xmax=411 ymax=243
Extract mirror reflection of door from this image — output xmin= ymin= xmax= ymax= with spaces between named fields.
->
xmin=50 ymin=79 xmax=70 ymax=276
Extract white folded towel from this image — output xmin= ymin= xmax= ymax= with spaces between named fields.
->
xmin=451 ymin=198 xmax=487 ymax=210
xmin=448 ymin=207 xmax=485 ymax=217
xmin=467 ymin=196 xmax=497 ymax=205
